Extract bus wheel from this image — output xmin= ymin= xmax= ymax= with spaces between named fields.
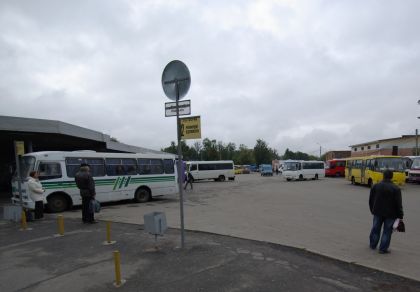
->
xmin=335 ymin=172 xmax=341 ymax=177
xmin=299 ymin=174 xmax=303 ymax=181
xmin=218 ymin=175 xmax=226 ymax=182
xmin=47 ymin=194 xmax=69 ymax=213
xmin=286 ymin=178 xmax=291 ymax=181
xmin=134 ymin=188 xmax=151 ymax=203
xmin=368 ymin=179 xmax=373 ymax=188
xmin=351 ymin=177 xmax=355 ymax=185
xmin=315 ymin=174 xmax=319 ymax=180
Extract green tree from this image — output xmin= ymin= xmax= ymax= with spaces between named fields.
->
xmin=202 ymin=138 xmax=219 ymax=160
xmin=161 ymin=141 xmax=177 ymax=155
xmin=234 ymin=144 xmax=254 ymax=165
xmin=281 ymin=148 xmax=319 ymax=161
xmin=254 ymin=139 xmax=272 ymax=166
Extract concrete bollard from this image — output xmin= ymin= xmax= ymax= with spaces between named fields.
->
xmin=113 ymin=250 xmax=125 ymax=287
xmin=103 ymin=221 xmax=116 ymax=245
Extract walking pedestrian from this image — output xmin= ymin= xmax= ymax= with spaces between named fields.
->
xmin=184 ymin=171 xmax=194 ymax=190
xmin=75 ymin=163 xmax=97 ymax=224
xmin=369 ymin=169 xmax=404 ymax=254
xmin=27 ymin=171 xmax=44 ymax=219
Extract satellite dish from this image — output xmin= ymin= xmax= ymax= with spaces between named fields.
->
xmin=162 ymin=60 xmax=191 ymax=101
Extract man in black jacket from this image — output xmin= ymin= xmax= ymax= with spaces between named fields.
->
xmin=369 ymin=169 xmax=404 ymax=254
xmin=75 ymin=163 xmax=97 ymax=223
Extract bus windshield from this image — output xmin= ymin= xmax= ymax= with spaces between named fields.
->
xmin=375 ymin=158 xmax=405 ymax=172
xmin=411 ymin=158 xmax=420 ymax=170
xmin=13 ymin=156 xmax=36 ymax=179
xmin=284 ymin=162 xmax=298 ymax=171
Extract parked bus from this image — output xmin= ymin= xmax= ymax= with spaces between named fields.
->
xmin=11 ymin=151 xmax=178 ymax=212
xmin=325 ymin=159 xmax=346 ymax=177
xmin=282 ymin=160 xmax=325 ymax=181
xmin=345 ymin=155 xmax=405 ymax=187
xmin=408 ymin=156 xmax=420 ymax=183
xmin=186 ymin=160 xmax=235 ymax=181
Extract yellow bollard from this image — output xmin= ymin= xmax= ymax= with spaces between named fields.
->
xmin=57 ymin=215 xmax=64 ymax=236
xmin=113 ymin=250 xmax=125 ymax=287
xmin=103 ymin=221 xmax=116 ymax=245
xmin=21 ymin=210 xmax=27 ymax=230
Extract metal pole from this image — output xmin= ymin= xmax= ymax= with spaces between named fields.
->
xmin=416 ymin=129 xmax=418 ymax=156
xmin=175 ymin=81 xmax=185 ymax=248
xmin=319 ymin=146 xmax=321 ymax=159
xmin=14 ymin=142 xmax=23 ymax=207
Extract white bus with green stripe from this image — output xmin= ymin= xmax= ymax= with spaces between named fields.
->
xmin=11 ymin=151 xmax=178 ymax=212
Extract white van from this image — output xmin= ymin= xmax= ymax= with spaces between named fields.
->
xmin=187 ymin=161 xmax=235 ymax=181
xmin=282 ymin=160 xmax=325 ymax=181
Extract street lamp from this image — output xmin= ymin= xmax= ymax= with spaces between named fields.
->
xmin=417 ymin=100 xmax=420 ymax=155
xmin=316 ymin=142 xmax=322 ymax=159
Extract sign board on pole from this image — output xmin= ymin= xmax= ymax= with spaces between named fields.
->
xmin=15 ymin=141 xmax=25 ymax=156
xmin=165 ymin=100 xmax=191 ymax=117
xmin=180 ymin=116 xmax=201 ymax=140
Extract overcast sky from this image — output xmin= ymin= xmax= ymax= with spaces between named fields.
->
xmin=1 ymin=0 xmax=419 ymax=156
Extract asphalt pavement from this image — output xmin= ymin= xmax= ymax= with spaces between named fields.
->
xmin=59 ymin=175 xmax=420 ymax=281
xmin=1 ymin=217 xmax=420 ymax=292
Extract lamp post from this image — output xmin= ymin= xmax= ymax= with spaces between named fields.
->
xmin=316 ymin=142 xmax=322 ymax=160
xmin=416 ymin=100 xmax=420 ymax=155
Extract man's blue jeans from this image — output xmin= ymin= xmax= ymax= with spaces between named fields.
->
xmin=369 ymin=215 xmax=395 ymax=252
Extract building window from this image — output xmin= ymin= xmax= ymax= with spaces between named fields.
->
xmin=376 ymin=144 xmax=379 ymax=149
xmin=361 ymin=147 xmax=364 ymax=150
xmin=354 ymin=148 xmax=357 ymax=151
xmin=367 ymin=145 xmax=371 ymax=150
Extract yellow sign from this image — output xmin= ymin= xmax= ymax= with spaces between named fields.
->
xmin=15 ymin=141 xmax=25 ymax=156
xmin=180 ymin=116 xmax=201 ymax=140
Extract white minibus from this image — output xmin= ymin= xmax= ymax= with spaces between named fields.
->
xmin=11 ymin=151 xmax=178 ymax=212
xmin=186 ymin=160 xmax=235 ymax=181
xmin=282 ymin=160 xmax=325 ymax=181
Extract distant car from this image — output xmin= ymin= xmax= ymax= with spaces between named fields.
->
xmin=260 ymin=164 xmax=273 ymax=176
xmin=235 ymin=165 xmax=242 ymax=174
xmin=242 ymin=167 xmax=250 ymax=174
xmin=249 ymin=165 xmax=258 ymax=172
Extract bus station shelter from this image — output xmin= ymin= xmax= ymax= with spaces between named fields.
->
xmin=0 ymin=115 xmax=161 ymax=195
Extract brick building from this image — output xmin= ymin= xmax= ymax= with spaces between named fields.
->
xmin=324 ymin=151 xmax=351 ymax=161
xmin=349 ymin=135 xmax=418 ymax=157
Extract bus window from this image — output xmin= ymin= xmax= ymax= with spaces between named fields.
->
xmin=38 ymin=162 xmax=62 ymax=180
xmin=138 ymin=159 xmax=151 ymax=174
xmin=190 ymin=164 xmax=197 ymax=171
xmin=150 ymin=159 xmax=163 ymax=174
xmin=121 ymin=159 xmax=137 ymax=175
xmin=86 ymin=158 xmax=105 ymax=177
xmin=138 ymin=159 xmax=164 ymax=175
xmin=163 ymin=159 xmax=174 ymax=174
xmin=106 ymin=158 xmax=124 ymax=176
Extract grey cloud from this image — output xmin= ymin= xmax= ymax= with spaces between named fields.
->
xmin=1 ymin=0 xmax=420 ymax=153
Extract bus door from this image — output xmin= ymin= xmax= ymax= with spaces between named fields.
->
xmin=360 ymin=160 xmax=366 ymax=184
xmin=347 ymin=161 xmax=352 ymax=179
xmin=365 ymin=159 xmax=373 ymax=183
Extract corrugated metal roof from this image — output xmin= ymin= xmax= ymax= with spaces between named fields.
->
xmin=0 ymin=115 xmax=164 ymax=154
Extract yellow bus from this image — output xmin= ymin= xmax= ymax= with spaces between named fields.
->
xmin=345 ymin=155 xmax=406 ymax=187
